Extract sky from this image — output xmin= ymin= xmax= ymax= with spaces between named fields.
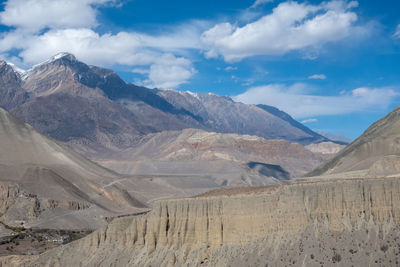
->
xmin=0 ymin=0 xmax=399 ymax=139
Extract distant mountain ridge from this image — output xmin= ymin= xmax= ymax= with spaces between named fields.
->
xmin=256 ymin=104 xmax=330 ymax=144
xmin=94 ymin=128 xmax=326 ymax=185
xmin=317 ymin=131 xmax=352 ymax=144
xmin=0 ymin=53 xmax=333 ymax=157
xmin=156 ymin=89 xmax=329 ymax=144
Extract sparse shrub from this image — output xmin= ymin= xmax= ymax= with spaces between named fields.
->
xmin=332 ymin=252 xmax=342 ymax=263
xmin=381 ymin=244 xmax=389 ymax=252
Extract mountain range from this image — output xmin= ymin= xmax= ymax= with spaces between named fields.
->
xmin=0 ymin=53 xmax=333 ymax=160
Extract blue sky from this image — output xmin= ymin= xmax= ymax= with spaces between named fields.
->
xmin=0 ymin=0 xmax=399 ymax=139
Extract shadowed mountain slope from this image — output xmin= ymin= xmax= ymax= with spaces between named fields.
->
xmin=0 ymin=61 xmax=28 ymax=110
xmin=256 ymin=104 xmax=330 ymax=144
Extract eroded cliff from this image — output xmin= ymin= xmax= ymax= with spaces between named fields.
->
xmin=9 ymin=175 xmax=400 ymax=266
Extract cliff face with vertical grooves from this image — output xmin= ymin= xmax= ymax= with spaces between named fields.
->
xmin=11 ymin=176 xmax=400 ymax=266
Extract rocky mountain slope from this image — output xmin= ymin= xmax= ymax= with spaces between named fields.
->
xmin=0 ymin=53 xmax=330 ymax=158
xmin=0 ymin=62 xmax=28 ymax=110
xmin=6 ymin=175 xmax=400 ymax=266
xmin=0 ymin=107 xmax=146 ymax=231
xmin=95 ymin=128 xmax=326 ymax=185
xmin=157 ymin=89 xmax=329 ymax=145
xmin=308 ymin=105 xmax=400 ymax=178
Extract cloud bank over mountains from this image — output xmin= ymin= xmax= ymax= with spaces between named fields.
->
xmin=0 ymin=0 xmax=364 ymax=89
xmin=0 ymin=0 xmax=397 ymax=122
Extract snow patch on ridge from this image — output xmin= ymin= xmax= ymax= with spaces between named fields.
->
xmin=21 ymin=52 xmax=76 ymax=80
xmin=6 ymin=62 xmax=26 ymax=76
xmin=185 ymin=90 xmax=200 ymax=100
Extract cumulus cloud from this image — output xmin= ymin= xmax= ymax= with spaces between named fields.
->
xmin=139 ymin=54 xmax=196 ymax=89
xmin=234 ymin=83 xmax=400 ymax=118
xmin=0 ymin=0 xmax=370 ymax=88
xmin=394 ymin=24 xmax=400 ymax=39
xmin=308 ymin=74 xmax=327 ymax=80
xmin=201 ymin=1 xmax=359 ymax=62
xmin=0 ymin=0 xmax=202 ymax=88
xmin=0 ymin=0 xmax=116 ymax=32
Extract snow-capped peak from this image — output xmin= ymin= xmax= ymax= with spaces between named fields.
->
xmin=22 ymin=53 xmax=77 ymax=80
xmin=49 ymin=52 xmax=75 ymax=62
xmin=5 ymin=62 xmax=26 ymax=76
xmin=31 ymin=52 xmax=76 ymax=69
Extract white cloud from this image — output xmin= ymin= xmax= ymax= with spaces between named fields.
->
xmin=132 ymin=68 xmax=149 ymax=75
xmin=139 ymin=54 xmax=196 ymax=89
xmin=234 ymin=83 xmax=400 ymax=118
xmin=0 ymin=0 xmax=116 ymax=32
xmin=19 ymin=29 xmax=147 ymax=66
xmin=251 ymin=0 xmax=274 ymax=8
xmin=301 ymin=118 xmax=318 ymax=124
xmin=394 ymin=24 xmax=400 ymax=39
xmin=224 ymin=66 xmax=237 ymax=71
xmin=0 ymin=0 xmax=203 ymax=89
xmin=308 ymin=74 xmax=327 ymax=80
xmin=14 ymin=29 xmax=198 ymax=88
xmin=0 ymin=0 xmax=369 ymax=88
xmin=201 ymin=1 xmax=359 ymax=62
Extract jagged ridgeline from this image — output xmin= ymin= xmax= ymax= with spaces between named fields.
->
xmin=0 ymin=53 xmax=332 ymax=160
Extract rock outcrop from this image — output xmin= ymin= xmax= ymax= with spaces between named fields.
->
xmin=12 ymin=175 xmax=400 ymax=266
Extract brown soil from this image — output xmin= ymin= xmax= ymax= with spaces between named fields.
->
xmin=0 ymin=223 xmax=91 ymax=256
